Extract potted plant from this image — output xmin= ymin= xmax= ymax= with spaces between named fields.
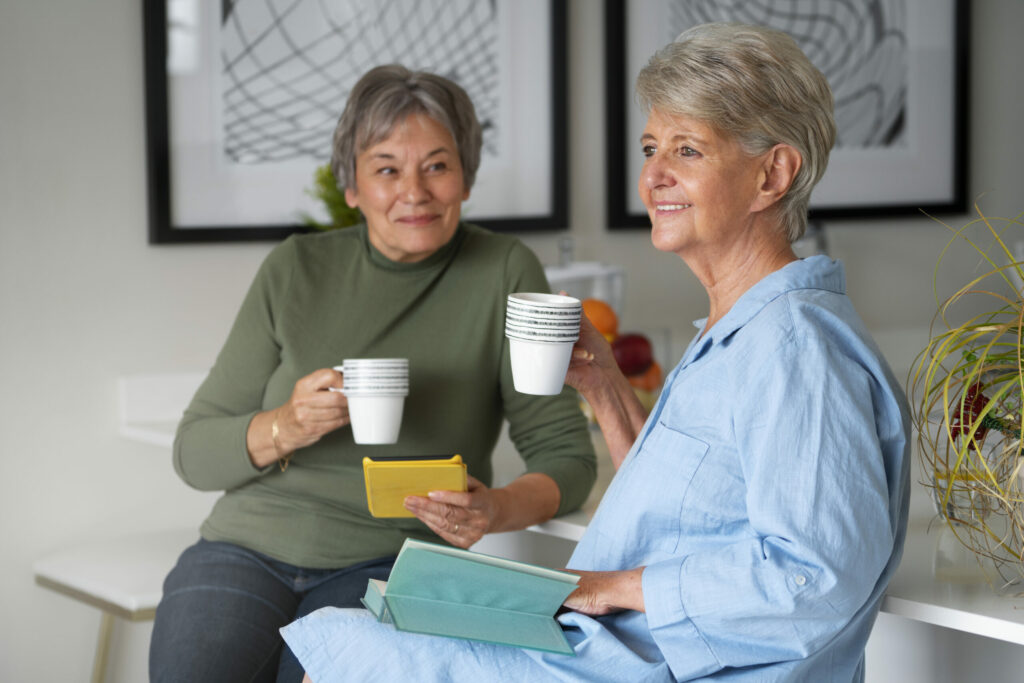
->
xmin=909 ymin=203 xmax=1024 ymax=593
xmin=299 ymin=164 xmax=362 ymax=230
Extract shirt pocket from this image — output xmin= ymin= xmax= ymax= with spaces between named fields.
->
xmin=594 ymin=423 xmax=710 ymax=561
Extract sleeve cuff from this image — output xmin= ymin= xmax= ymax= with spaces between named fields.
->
xmin=643 ymin=558 xmax=720 ymax=679
xmin=528 ymin=456 xmax=597 ymax=516
xmin=242 ymin=411 xmax=275 ymax=474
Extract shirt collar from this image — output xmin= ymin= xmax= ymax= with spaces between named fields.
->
xmin=688 ymin=255 xmax=845 ymax=355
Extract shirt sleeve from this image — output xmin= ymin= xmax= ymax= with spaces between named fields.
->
xmin=172 ymin=239 xmax=295 ymax=490
xmin=497 ymin=241 xmax=597 ymax=516
xmin=643 ymin=334 xmax=896 ymax=677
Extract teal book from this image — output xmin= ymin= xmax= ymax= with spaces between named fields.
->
xmin=359 ymin=579 xmax=392 ymax=624
xmin=360 ymin=538 xmax=580 ymax=655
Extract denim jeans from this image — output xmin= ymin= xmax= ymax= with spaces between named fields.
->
xmin=149 ymin=539 xmax=395 ymax=683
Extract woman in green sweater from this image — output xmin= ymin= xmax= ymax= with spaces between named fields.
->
xmin=148 ymin=65 xmax=597 ymax=683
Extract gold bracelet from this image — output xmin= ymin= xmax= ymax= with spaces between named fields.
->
xmin=272 ymin=416 xmax=293 ymax=471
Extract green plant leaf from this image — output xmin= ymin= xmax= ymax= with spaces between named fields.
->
xmin=299 ymin=164 xmax=362 ymax=231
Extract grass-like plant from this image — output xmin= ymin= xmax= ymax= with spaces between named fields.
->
xmin=299 ymin=164 xmax=362 ymax=231
xmin=909 ymin=203 xmax=1024 ymax=592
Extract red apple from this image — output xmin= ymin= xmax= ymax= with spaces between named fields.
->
xmin=612 ymin=333 xmax=653 ymax=376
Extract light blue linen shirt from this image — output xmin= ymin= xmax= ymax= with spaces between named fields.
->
xmin=281 ymin=256 xmax=911 ymax=682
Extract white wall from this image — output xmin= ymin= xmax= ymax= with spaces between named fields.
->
xmin=2 ymin=1 xmax=1022 ymax=681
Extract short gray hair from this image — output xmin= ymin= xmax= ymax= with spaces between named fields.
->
xmin=331 ymin=64 xmax=483 ymax=191
xmin=636 ymin=23 xmax=836 ymax=242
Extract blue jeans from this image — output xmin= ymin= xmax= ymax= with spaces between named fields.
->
xmin=149 ymin=539 xmax=395 ymax=683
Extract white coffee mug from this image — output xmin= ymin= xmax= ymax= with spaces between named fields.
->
xmin=508 ymin=337 xmax=574 ymax=395
xmin=346 ymin=393 xmax=406 ymax=445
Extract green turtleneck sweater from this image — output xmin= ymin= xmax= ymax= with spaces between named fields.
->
xmin=173 ymin=223 xmax=597 ymax=568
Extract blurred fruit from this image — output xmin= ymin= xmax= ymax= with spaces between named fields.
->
xmin=582 ymin=298 xmax=618 ymax=342
xmin=612 ymin=333 xmax=653 ymax=375
xmin=627 ymin=360 xmax=662 ymax=392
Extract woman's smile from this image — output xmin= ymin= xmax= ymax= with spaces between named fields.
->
xmin=639 ymin=108 xmax=766 ymax=257
xmin=653 ymin=202 xmax=693 ymax=213
xmin=345 ymin=113 xmax=469 ymax=263
xmin=395 ymin=213 xmax=441 ymax=225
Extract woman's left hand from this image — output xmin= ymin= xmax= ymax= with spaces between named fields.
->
xmin=562 ymin=567 xmax=646 ymax=616
xmin=403 ymin=475 xmax=496 ymax=549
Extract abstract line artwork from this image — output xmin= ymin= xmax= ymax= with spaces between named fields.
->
xmin=662 ymin=1 xmax=908 ymax=150
xmin=219 ymin=0 xmax=501 ymax=165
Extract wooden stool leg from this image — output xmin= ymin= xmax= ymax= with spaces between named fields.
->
xmin=90 ymin=611 xmax=114 ymax=683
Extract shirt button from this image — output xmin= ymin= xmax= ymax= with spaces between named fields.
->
xmin=794 ymin=575 xmax=807 ymax=586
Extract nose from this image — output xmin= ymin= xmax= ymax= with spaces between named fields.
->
xmin=640 ymin=154 xmax=673 ymax=192
xmin=400 ymin=173 xmax=430 ymax=204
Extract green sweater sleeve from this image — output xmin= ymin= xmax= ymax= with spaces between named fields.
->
xmin=172 ymin=239 xmax=295 ymax=490
xmin=497 ymin=242 xmax=597 ymax=516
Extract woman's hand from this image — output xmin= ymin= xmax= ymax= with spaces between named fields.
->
xmin=403 ymin=472 xmax=561 ymax=549
xmin=564 ymin=313 xmax=622 ymax=398
xmin=403 ymin=475 xmax=497 ymax=549
xmin=273 ymin=368 xmax=350 ymax=452
xmin=563 ymin=306 xmax=648 ymax=469
xmin=246 ymin=368 xmax=349 ymax=468
xmin=563 ymin=567 xmax=646 ymax=616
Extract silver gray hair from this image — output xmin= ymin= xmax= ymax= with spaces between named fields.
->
xmin=636 ymin=23 xmax=836 ymax=242
xmin=331 ymin=64 xmax=483 ymax=191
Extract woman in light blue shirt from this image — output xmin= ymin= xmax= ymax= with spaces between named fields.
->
xmin=281 ymin=22 xmax=910 ymax=682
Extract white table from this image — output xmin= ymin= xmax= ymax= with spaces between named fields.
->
xmin=882 ymin=517 xmax=1024 ymax=645
xmin=33 ymin=528 xmax=199 ymax=683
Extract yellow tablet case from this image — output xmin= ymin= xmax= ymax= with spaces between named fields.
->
xmin=362 ymin=455 xmax=467 ymax=518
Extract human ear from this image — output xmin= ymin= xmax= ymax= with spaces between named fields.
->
xmin=751 ymin=144 xmax=801 ymax=213
xmin=344 ymin=186 xmax=360 ymax=209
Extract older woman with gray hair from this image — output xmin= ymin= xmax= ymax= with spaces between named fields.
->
xmin=281 ymin=23 xmax=909 ymax=682
xmin=148 ymin=64 xmax=596 ymax=683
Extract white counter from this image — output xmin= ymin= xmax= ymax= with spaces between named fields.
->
xmin=883 ymin=517 xmax=1024 ymax=645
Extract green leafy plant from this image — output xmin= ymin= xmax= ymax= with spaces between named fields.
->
xmin=909 ymin=203 xmax=1024 ymax=592
xmin=299 ymin=164 xmax=362 ymax=231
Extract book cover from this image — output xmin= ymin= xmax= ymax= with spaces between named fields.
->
xmin=362 ymin=455 xmax=467 ymax=518
xmin=359 ymin=578 xmax=392 ymax=624
xmin=361 ymin=538 xmax=579 ymax=655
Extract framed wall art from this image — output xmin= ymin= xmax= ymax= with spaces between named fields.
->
xmin=606 ymin=0 xmax=969 ymax=228
xmin=143 ymin=0 xmax=568 ymax=243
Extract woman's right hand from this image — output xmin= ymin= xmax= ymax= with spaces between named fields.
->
xmin=563 ymin=308 xmax=648 ymax=470
xmin=272 ymin=368 xmax=350 ymax=453
xmin=564 ymin=313 xmax=623 ymax=399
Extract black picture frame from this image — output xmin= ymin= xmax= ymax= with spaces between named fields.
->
xmin=143 ymin=0 xmax=569 ymax=244
xmin=606 ymin=0 xmax=969 ymax=229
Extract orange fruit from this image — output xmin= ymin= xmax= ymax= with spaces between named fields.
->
xmin=627 ymin=360 xmax=663 ymax=392
xmin=582 ymin=298 xmax=618 ymax=341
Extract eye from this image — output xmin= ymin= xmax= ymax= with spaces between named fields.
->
xmin=375 ymin=166 xmax=397 ymax=176
xmin=642 ymin=144 xmax=656 ymax=158
xmin=426 ymin=161 xmax=448 ymax=172
xmin=679 ymin=146 xmax=699 ymax=157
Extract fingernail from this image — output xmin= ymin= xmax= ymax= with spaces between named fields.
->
xmin=427 ymin=491 xmax=441 ymax=500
